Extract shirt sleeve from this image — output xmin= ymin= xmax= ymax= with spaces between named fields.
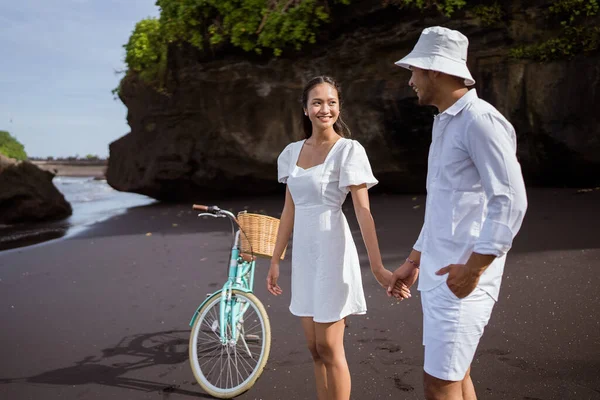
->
xmin=338 ymin=140 xmax=379 ymax=192
xmin=413 ymin=224 xmax=425 ymax=252
xmin=463 ymin=113 xmax=528 ymax=257
xmin=277 ymin=143 xmax=294 ymax=184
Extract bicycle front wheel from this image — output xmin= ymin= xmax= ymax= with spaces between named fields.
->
xmin=189 ymin=290 xmax=271 ymax=399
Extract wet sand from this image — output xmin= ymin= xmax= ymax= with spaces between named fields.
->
xmin=0 ymin=188 xmax=599 ymax=399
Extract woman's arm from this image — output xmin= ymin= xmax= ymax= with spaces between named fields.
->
xmin=351 ymin=184 xmax=410 ymax=298
xmin=267 ymin=187 xmax=295 ymax=295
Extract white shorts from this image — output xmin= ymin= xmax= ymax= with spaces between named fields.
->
xmin=421 ymin=281 xmax=496 ymax=381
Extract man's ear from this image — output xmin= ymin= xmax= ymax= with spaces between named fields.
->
xmin=429 ymin=70 xmax=441 ymax=80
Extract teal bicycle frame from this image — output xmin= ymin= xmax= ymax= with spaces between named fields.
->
xmin=189 ymin=222 xmax=257 ymax=345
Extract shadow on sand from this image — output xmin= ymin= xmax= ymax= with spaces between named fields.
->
xmin=0 ymin=330 xmax=212 ymax=398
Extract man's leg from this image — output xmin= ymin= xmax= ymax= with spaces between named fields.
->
xmin=423 ymin=367 xmax=475 ymax=400
xmin=461 ymin=367 xmax=476 ymax=400
xmin=424 ymin=372 xmax=463 ymax=400
xmin=421 ymin=284 xmax=494 ymax=400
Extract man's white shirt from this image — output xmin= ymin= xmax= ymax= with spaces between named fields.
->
xmin=414 ymin=89 xmax=528 ymax=301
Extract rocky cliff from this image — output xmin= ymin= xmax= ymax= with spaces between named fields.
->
xmin=108 ymin=0 xmax=600 ymax=201
xmin=0 ymin=155 xmax=72 ymax=224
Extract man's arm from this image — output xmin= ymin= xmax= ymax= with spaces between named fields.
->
xmin=387 ymin=246 xmax=422 ymax=298
xmin=386 ymin=215 xmax=426 ymax=298
xmin=437 ymin=113 xmax=528 ymax=297
xmin=466 ymin=113 xmax=528 ymax=261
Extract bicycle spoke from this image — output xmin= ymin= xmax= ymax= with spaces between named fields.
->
xmin=199 ymin=321 xmax=220 ymax=340
xmin=234 ymin=346 xmax=251 ymax=377
xmin=199 ymin=347 xmax=222 ymax=369
xmin=226 ymin=345 xmax=232 ymax=389
xmin=216 ymin=344 xmax=224 ymax=388
xmin=206 ymin=347 xmax=223 ymax=377
xmin=198 ymin=347 xmax=222 ymax=363
xmin=196 ymin=340 xmax=221 ymax=351
xmin=243 ymin=320 xmax=262 ymax=334
xmin=233 ymin=345 xmax=243 ymax=387
xmin=235 ymin=346 xmax=257 ymax=373
xmin=196 ymin=338 xmax=222 ymax=353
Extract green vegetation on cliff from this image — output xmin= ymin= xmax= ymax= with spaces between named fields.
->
xmin=123 ymin=0 xmax=352 ymax=87
xmin=510 ymin=0 xmax=599 ymax=61
xmin=119 ymin=0 xmax=467 ymax=89
xmin=118 ymin=0 xmax=599 ymax=92
xmin=0 ymin=131 xmax=27 ymax=161
xmin=124 ymin=18 xmax=168 ymax=86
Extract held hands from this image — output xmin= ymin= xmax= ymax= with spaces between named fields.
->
xmin=373 ymin=266 xmax=411 ymax=300
xmin=435 ymin=264 xmax=480 ymax=299
xmin=266 ymin=262 xmax=283 ymax=296
xmin=268 ymin=262 xmax=414 ymax=300
xmin=387 ymin=261 xmax=420 ymax=299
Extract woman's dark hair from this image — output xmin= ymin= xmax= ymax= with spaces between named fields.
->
xmin=301 ymin=76 xmax=351 ymax=139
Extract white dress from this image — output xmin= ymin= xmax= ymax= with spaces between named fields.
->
xmin=277 ymin=138 xmax=378 ymax=323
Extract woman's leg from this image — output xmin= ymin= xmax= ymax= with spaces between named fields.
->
xmin=300 ymin=317 xmax=328 ymax=400
xmin=314 ymin=319 xmax=351 ymax=400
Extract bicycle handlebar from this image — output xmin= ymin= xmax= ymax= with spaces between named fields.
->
xmin=193 ymin=203 xmax=255 ymax=260
xmin=193 ymin=204 xmax=219 ymax=213
xmin=193 ymin=204 xmax=237 ymax=222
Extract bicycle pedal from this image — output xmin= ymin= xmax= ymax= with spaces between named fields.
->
xmin=244 ymin=334 xmax=260 ymax=342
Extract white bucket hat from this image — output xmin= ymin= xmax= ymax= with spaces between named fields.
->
xmin=395 ymin=26 xmax=475 ymax=86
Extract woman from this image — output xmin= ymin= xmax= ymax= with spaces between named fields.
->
xmin=267 ymin=76 xmax=409 ymax=400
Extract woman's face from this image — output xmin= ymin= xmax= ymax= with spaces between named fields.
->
xmin=304 ymin=83 xmax=339 ymax=131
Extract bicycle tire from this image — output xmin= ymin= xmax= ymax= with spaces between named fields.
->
xmin=189 ymin=290 xmax=271 ymax=398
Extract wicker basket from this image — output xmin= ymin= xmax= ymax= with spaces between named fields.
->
xmin=237 ymin=212 xmax=286 ymax=260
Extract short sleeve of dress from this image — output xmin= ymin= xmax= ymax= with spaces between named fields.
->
xmin=338 ymin=140 xmax=378 ymax=191
xmin=277 ymin=143 xmax=294 ymax=184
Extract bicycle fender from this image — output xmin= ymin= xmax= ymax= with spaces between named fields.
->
xmin=188 ymin=287 xmax=253 ymax=327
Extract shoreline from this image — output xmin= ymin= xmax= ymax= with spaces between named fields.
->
xmin=0 ymin=176 xmax=155 ymax=252
xmin=31 ymin=161 xmax=107 ymax=179
xmin=2 ymin=185 xmax=599 ymax=254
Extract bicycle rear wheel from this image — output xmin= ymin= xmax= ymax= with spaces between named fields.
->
xmin=189 ymin=290 xmax=271 ymax=398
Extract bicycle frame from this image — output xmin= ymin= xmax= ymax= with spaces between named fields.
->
xmin=189 ymin=229 xmax=257 ymax=345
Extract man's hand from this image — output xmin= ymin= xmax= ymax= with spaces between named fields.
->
xmin=436 ymin=253 xmax=495 ymax=298
xmin=387 ymin=261 xmax=419 ymax=299
xmin=266 ymin=263 xmax=283 ymax=296
xmin=435 ymin=264 xmax=480 ymax=299
xmin=373 ymin=267 xmax=411 ymax=299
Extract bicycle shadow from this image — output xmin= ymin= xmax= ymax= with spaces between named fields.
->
xmin=0 ymin=330 xmax=212 ymax=398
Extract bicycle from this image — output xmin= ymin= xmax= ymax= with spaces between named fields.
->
xmin=188 ymin=204 xmax=283 ymax=398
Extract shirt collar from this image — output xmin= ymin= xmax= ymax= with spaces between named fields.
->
xmin=440 ymin=89 xmax=478 ymax=117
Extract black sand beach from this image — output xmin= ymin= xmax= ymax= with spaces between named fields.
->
xmin=0 ymin=188 xmax=599 ymax=399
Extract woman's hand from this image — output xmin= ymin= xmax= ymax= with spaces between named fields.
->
xmin=267 ymin=263 xmax=283 ymax=296
xmin=373 ymin=266 xmax=411 ymax=299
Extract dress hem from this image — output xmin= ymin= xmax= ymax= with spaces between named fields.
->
xmin=289 ymin=307 xmax=367 ymax=323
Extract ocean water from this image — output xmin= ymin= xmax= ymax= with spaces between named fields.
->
xmin=54 ymin=177 xmax=156 ymax=232
xmin=0 ymin=177 xmax=156 ymax=251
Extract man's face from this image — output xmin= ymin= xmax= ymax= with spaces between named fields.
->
xmin=408 ymin=67 xmax=435 ymax=106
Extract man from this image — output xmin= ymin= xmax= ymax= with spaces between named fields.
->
xmin=387 ymin=26 xmax=528 ymax=399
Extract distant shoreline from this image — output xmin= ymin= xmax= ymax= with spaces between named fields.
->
xmin=0 ymin=175 xmax=155 ymax=252
xmin=31 ymin=160 xmax=107 ymax=178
